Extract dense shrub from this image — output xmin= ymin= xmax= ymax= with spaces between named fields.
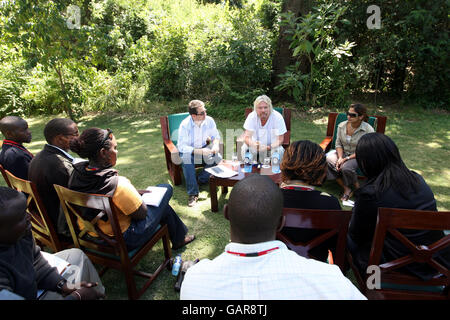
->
xmin=0 ymin=0 xmax=447 ymax=118
xmin=275 ymin=2 xmax=356 ymax=107
xmin=0 ymin=50 xmax=29 ymax=117
xmin=337 ymin=0 xmax=450 ymax=109
xmin=187 ymin=5 xmax=273 ymax=104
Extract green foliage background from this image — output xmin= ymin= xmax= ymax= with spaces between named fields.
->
xmin=0 ymin=0 xmax=279 ymax=118
xmin=1 ymin=0 xmax=447 ymax=118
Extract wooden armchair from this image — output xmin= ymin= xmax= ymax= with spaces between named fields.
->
xmin=347 ymin=207 xmax=450 ymax=300
xmin=53 ymin=184 xmax=172 ymax=300
xmin=319 ymin=112 xmax=387 ymax=153
xmin=4 ymin=169 xmax=69 ymax=252
xmin=276 ymin=208 xmax=352 ymax=272
xmin=236 ymin=108 xmax=291 ymax=161
xmin=160 ymin=113 xmax=224 ymax=185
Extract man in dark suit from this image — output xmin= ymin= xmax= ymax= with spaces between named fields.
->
xmin=28 ymin=118 xmax=79 ymax=235
xmin=0 ymin=116 xmax=33 ymax=180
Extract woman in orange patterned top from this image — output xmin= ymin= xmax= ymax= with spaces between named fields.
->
xmin=68 ymin=127 xmax=195 ymax=250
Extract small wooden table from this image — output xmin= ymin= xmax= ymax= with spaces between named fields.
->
xmin=209 ymin=160 xmax=282 ymax=212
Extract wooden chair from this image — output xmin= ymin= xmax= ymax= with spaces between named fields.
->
xmin=160 ymin=112 xmax=224 ymax=185
xmin=0 ymin=164 xmax=11 ymax=187
xmin=236 ymin=107 xmax=291 ymax=161
xmin=53 ymin=184 xmax=172 ymax=300
xmin=319 ymin=112 xmax=387 ymax=153
xmin=4 ymin=169 xmax=67 ymax=252
xmin=348 ymin=207 xmax=450 ymax=300
xmin=276 ymin=208 xmax=352 ymax=272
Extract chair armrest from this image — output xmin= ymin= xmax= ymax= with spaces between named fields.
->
xmin=236 ymin=133 xmax=245 ymax=143
xmin=282 ymin=131 xmax=290 ymax=148
xmin=320 ymin=137 xmax=332 ymax=152
xmin=163 ymin=139 xmax=179 ymax=154
xmin=219 ymin=141 xmax=224 ymax=156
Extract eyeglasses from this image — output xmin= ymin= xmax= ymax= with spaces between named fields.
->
xmin=346 ymin=112 xmax=359 ymax=118
xmin=101 ymin=128 xmax=113 ymax=147
xmin=64 ymin=132 xmax=79 ymax=137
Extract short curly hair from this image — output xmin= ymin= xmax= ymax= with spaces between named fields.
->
xmin=280 ymin=140 xmax=327 ymax=186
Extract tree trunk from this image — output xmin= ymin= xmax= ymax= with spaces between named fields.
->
xmin=271 ymin=0 xmax=314 ymax=99
xmin=390 ymin=60 xmax=407 ymax=97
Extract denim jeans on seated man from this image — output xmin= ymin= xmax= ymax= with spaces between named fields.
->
xmin=180 ymin=150 xmax=222 ymax=197
xmin=123 ymin=184 xmax=188 ymax=250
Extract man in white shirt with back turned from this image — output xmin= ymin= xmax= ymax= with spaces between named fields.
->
xmin=180 ymin=174 xmax=366 ymax=300
xmin=241 ymin=95 xmax=286 ymax=162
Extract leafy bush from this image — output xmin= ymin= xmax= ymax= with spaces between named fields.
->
xmin=0 ymin=52 xmax=29 ymax=117
xmin=337 ymin=0 xmax=450 ymax=109
xmin=275 ymin=2 xmax=356 ymax=107
xmin=187 ymin=3 xmax=273 ymax=104
xmin=144 ymin=21 xmax=189 ymax=101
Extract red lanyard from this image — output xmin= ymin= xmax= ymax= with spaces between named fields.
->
xmin=2 ymin=140 xmax=33 ymax=158
xmin=281 ymin=185 xmax=314 ymax=191
xmin=226 ymin=246 xmax=279 ymax=257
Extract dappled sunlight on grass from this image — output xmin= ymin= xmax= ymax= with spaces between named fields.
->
xmin=136 ymin=128 xmax=157 ymax=134
xmin=27 ymin=117 xmax=47 ymax=126
xmin=27 ymin=139 xmax=46 ymax=150
xmin=115 ymin=156 xmax=135 ymax=166
xmin=313 ymin=116 xmax=328 ymax=125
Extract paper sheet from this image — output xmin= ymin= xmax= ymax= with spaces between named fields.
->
xmin=205 ymin=165 xmax=238 ymax=178
xmin=41 ymin=251 xmax=70 ymax=274
xmin=342 ymin=199 xmax=355 ymax=207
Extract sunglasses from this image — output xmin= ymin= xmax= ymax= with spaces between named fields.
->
xmin=64 ymin=131 xmax=79 ymax=137
xmin=346 ymin=112 xmax=359 ymax=118
xmin=196 ymin=110 xmax=206 ymax=116
xmin=101 ymin=128 xmax=113 ymax=147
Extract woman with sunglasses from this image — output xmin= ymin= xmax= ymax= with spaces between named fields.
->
xmin=68 ymin=128 xmax=195 ymax=251
xmin=326 ymin=104 xmax=374 ymax=201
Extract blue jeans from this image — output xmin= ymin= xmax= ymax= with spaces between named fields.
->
xmin=123 ymin=184 xmax=188 ymax=250
xmin=180 ymin=152 xmax=220 ymax=196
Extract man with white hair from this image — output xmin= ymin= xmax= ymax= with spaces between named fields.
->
xmin=241 ymin=95 xmax=287 ymax=162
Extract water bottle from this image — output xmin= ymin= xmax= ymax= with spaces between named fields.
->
xmin=271 ymin=151 xmax=280 ymax=174
xmin=231 ymin=153 xmax=239 ymax=171
xmin=243 ymin=150 xmax=253 ymax=173
xmin=172 ymin=254 xmax=182 ymax=276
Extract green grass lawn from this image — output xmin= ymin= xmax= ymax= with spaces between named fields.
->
xmin=4 ymin=102 xmax=449 ymax=299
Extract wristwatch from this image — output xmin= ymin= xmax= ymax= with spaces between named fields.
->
xmin=56 ymin=278 xmax=67 ymax=294
xmin=346 ymin=156 xmax=350 ymax=161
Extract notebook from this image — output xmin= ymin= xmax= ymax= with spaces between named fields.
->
xmin=141 ymin=186 xmax=168 ymax=207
